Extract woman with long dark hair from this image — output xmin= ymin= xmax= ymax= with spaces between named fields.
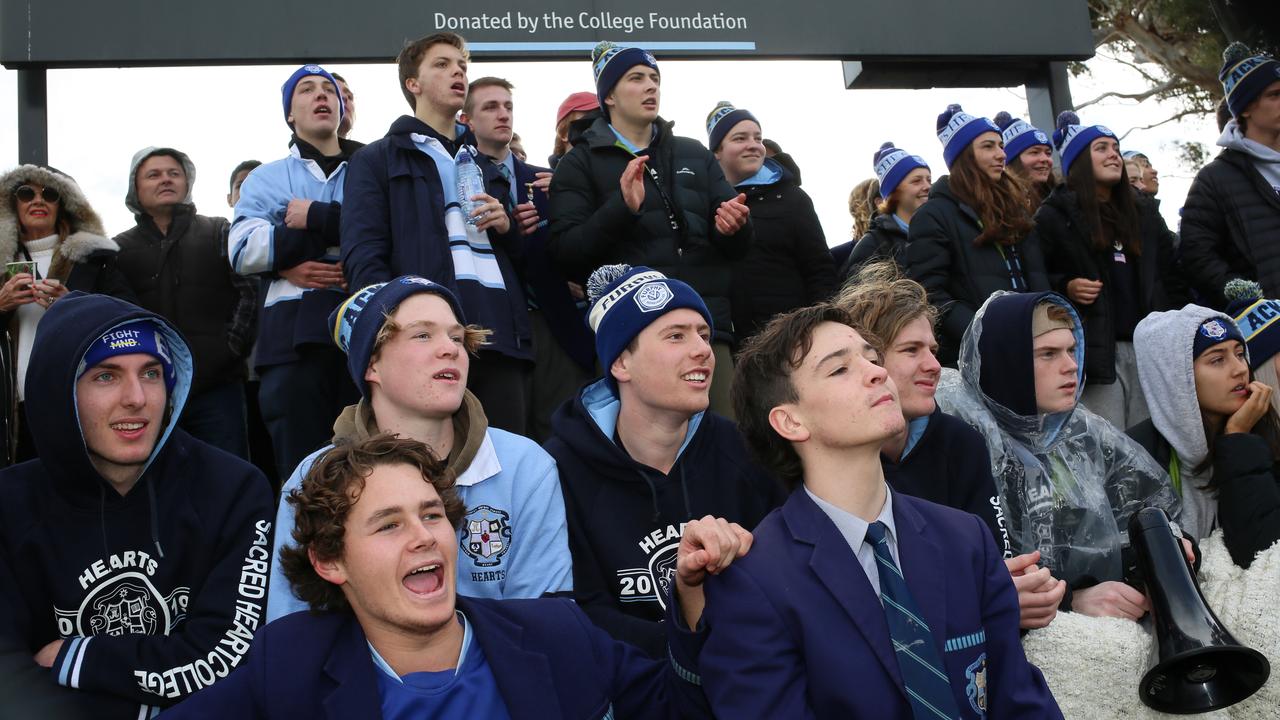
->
xmin=1036 ymin=111 xmax=1184 ymax=429
xmin=906 ymin=104 xmax=1049 ymax=366
xmin=995 ymin=111 xmax=1056 ymax=210
xmin=1131 ymin=306 xmax=1280 ymax=568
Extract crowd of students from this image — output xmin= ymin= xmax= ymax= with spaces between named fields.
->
xmin=0 ymin=30 xmax=1278 ymax=719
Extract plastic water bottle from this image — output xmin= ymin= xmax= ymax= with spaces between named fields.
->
xmin=455 ymin=148 xmax=486 ymax=226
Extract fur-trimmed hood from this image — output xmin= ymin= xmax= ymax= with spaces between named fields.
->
xmin=0 ymin=164 xmax=117 ymax=267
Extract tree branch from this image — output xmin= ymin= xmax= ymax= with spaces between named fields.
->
xmin=1077 ymin=78 xmax=1189 ymax=109
xmin=1119 ymin=109 xmax=1203 ymax=139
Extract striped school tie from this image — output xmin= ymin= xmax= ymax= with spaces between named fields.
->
xmin=865 ymin=521 xmax=960 ymax=720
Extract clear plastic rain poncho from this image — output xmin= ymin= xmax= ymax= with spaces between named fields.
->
xmin=934 ymin=291 xmax=1184 ymax=587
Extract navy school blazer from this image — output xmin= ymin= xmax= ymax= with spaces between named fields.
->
xmin=696 ymin=488 xmax=1062 ymax=719
xmin=159 ymin=596 xmax=707 ymax=719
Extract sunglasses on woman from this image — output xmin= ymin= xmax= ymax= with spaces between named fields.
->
xmin=14 ymin=185 xmax=60 ymax=204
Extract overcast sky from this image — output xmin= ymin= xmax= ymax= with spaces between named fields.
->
xmin=0 ymin=53 xmax=1218 ymax=246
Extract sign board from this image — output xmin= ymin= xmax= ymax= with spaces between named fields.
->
xmin=1 ymin=0 xmax=1093 ymax=67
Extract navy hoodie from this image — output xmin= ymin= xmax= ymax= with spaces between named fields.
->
xmin=543 ymin=379 xmax=785 ymax=657
xmin=0 ymin=293 xmax=273 ymax=717
xmin=883 ymin=408 xmax=1012 ymax=557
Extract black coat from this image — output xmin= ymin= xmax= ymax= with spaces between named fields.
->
xmin=731 ymin=164 xmax=837 ymax=339
xmin=1128 ymin=419 xmax=1280 ymax=569
xmin=905 ymin=176 xmax=1049 ymax=366
xmin=1180 ymin=148 xmax=1280 ymax=309
xmin=841 ymin=212 xmax=909 ymax=280
xmin=549 ymin=116 xmax=752 ymax=340
xmin=1035 ymin=185 xmax=1186 ymax=383
xmin=115 ymin=207 xmax=252 ymax=394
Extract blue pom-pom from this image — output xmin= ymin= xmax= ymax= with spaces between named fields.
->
xmin=587 ymin=263 xmax=633 ymax=304
xmin=994 ymin=111 xmax=1014 ymax=130
xmin=1224 ymin=278 xmax=1265 ymax=303
xmin=946 ymin=103 xmax=963 ymax=113
xmin=879 ymin=141 xmax=895 ymax=151
xmin=1055 ymin=111 xmax=1080 ymax=131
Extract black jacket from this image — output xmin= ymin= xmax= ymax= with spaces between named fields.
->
xmin=115 ymin=206 xmax=257 ymax=395
xmin=549 ymin=116 xmax=753 ymax=341
xmin=883 ymin=409 xmax=1011 ymax=556
xmin=905 ymin=176 xmax=1049 ymax=366
xmin=841 ymin=212 xmax=909 ymax=280
xmin=1180 ymin=148 xmax=1280 ymax=309
xmin=542 ymin=380 xmax=785 ymax=657
xmin=1035 ymin=185 xmax=1186 ymax=383
xmin=1128 ymin=419 xmax=1280 ymax=569
xmin=731 ymin=161 xmax=837 ymax=339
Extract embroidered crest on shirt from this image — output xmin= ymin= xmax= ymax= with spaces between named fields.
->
xmin=460 ymin=505 xmax=512 ymax=568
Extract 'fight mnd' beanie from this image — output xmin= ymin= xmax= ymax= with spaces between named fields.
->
xmin=994 ymin=111 xmax=1051 ymax=164
xmin=1052 ymin=111 xmax=1117 ymax=177
xmin=873 ymin=142 xmax=929 ymax=199
xmin=936 ymin=104 xmax=1000 ymax=168
xmin=282 ymin=64 xmax=345 ymax=129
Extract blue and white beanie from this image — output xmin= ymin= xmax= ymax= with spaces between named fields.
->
xmin=706 ymin=101 xmax=760 ymax=151
xmin=586 ymin=264 xmax=712 ymax=389
xmin=281 ymin=64 xmax=345 ymax=129
xmin=79 ymin=319 xmax=177 ymax=392
xmin=1220 ymin=42 xmax=1280 ymax=121
xmin=994 ymin=111 xmax=1051 ymax=164
xmin=329 ymin=276 xmax=469 ymax=397
xmin=873 ymin=142 xmax=929 ymax=199
xmin=936 ymin=104 xmax=1000 ymax=168
xmin=1052 ymin=111 xmax=1117 ymax=177
xmin=591 ymin=42 xmax=660 ymax=110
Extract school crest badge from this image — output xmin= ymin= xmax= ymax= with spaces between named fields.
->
xmin=460 ymin=505 xmax=513 ymax=567
xmin=634 ymin=282 xmax=674 ymax=313
xmin=966 ymin=653 xmax=988 ymax=716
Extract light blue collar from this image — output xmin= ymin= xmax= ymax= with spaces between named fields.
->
xmin=368 ymin=610 xmax=472 ymax=682
xmin=735 ymin=158 xmax=783 ymax=188
xmin=900 ymin=414 xmax=930 ymax=460
xmin=805 ymin=483 xmax=898 ymax=552
xmin=892 ymin=213 xmax=911 ymax=233
xmin=609 ymin=123 xmax=657 ymax=155
xmin=581 ymin=378 xmax=704 ymax=462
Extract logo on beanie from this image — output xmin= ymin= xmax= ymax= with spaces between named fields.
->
xmin=402 ymin=276 xmax=439 ymax=290
xmin=634 ymin=282 xmax=674 ymax=313
xmin=153 ymin=332 xmax=171 ymax=365
xmin=1201 ymin=320 xmax=1229 ymax=340
xmin=303 ymin=64 xmax=322 ymax=73
xmin=1034 ymin=131 xmax=1048 ymax=144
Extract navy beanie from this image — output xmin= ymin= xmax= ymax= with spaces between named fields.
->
xmin=1220 ymin=42 xmax=1280 ymax=121
xmin=1052 ymin=111 xmax=1117 ymax=177
xmin=994 ymin=111 xmax=1051 ymax=164
xmin=936 ymin=104 xmax=1000 ymax=168
xmin=1227 ymin=279 xmax=1280 ymax=369
xmin=1193 ymin=316 xmax=1246 ymax=361
xmin=329 ymin=276 xmax=468 ymax=397
xmin=873 ymin=142 xmax=929 ymax=199
xmin=591 ymin=42 xmax=660 ymax=110
xmin=282 ymin=64 xmax=346 ymax=129
xmin=586 ymin=264 xmax=712 ymax=390
xmin=706 ymin=101 xmax=760 ymax=151
xmin=78 ymin=319 xmax=177 ymax=392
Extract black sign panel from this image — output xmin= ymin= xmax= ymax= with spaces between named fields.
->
xmin=1 ymin=0 xmax=1092 ymax=67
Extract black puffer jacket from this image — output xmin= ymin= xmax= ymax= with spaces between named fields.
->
xmin=1180 ymin=148 xmax=1280 ymax=309
xmin=115 ymin=206 xmax=255 ymax=395
xmin=1035 ymin=184 xmax=1186 ymax=383
xmin=1128 ymin=420 xmax=1280 ymax=569
xmin=549 ymin=116 xmax=752 ymax=340
xmin=841 ymin=212 xmax=909 ymax=280
xmin=731 ymin=161 xmax=836 ymax=339
xmin=905 ymin=176 xmax=1049 ymax=366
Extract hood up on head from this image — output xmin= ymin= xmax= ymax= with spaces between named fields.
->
xmin=1135 ymin=304 xmax=1241 ymax=468
xmin=0 ymin=164 xmax=114 ymax=266
xmin=125 ymin=147 xmax=197 ymax=217
xmin=959 ymin=290 xmax=1085 ymax=443
xmin=24 ymin=292 xmax=193 ymax=503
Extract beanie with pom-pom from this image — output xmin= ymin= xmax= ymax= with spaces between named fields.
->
xmin=591 ymin=41 xmax=660 ymax=111
xmin=1227 ymin=279 xmax=1280 ymax=369
xmin=1219 ymin=42 xmax=1280 ymax=121
xmin=1052 ymin=110 xmax=1117 ymax=177
xmin=585 ymin=264 xmax=712 ymax=390
xmin=872 ymin=142 xmax=930 ymax=199
xmin=706 ymin=101 xmax=760 ymax=151
xmin=994 ymin=111 xmax=1051 ymax=164
xmin=936 ymin=104 xmax=1000 ymax=168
